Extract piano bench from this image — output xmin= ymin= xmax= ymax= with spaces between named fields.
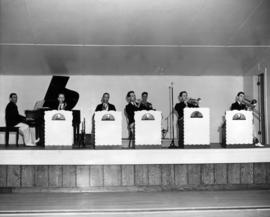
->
xmin=0 ymin=127 xmax=20 ymax=147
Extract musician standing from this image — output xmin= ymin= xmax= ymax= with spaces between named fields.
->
xmin=5 ymin=93 xmax=39 ymax=146
xmin=230 ymin=91 xmax=263 ymax=147
xmin=230 ymin=91 xmax=247 ymax=110
xmin=125 ymin=91 xmax=140 ymax=149
xmin=95 ymin=93 xmax=116 ymax=111
xmin=174 ymin=91 xmax=199 ymax=148
xmin=139 ymin=92 xmax=154 ymax=111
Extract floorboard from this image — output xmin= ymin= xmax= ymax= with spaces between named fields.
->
xmin=0 ymin=190 xmax=269 ymax=216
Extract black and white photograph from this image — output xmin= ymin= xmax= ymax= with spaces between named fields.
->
xmin=0 ymin=0 xmax=270 ymax=216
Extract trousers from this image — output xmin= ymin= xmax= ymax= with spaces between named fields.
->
xmin=15 ymin=123 xmax=35 ymax=146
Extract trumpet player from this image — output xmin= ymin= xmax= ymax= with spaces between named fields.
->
xmin=174 ymin=91 xmax=199 ymax=148
xmin=125 ymin=91 xmax=140 ymax=149
xmin=230 ymin=91 xmax=263 ymax=147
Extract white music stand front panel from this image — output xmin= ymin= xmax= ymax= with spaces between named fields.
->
xmin=226 ymin=110 xmax=253 ymax=145
xmin=94 ymin=111 xmax=122 ymax=146
xmin=135 ymin=110 xmax=162 ymax=145
xmin=184 ymin=108 xmax=210 ymax=145
xmin=45 ymin=110 xmax=73 ymax=146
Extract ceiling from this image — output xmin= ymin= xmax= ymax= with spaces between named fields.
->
xmin=0 ymin=0 xmax=270 ymax=75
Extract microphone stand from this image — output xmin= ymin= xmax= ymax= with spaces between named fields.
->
xmin=79 ymin=118 xmax=86 ymax=147
xmin=169 ymin=82 xmax=177 ymax=148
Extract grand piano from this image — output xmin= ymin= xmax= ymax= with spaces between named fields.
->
xmin=25 ymin=76 xmax=81 ymax=147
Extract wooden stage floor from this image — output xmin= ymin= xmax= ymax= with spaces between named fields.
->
xmin=0 ymin=190 xmax=270 ymax=216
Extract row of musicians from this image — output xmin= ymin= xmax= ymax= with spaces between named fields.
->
xmin=4 ymin=91 xmax=250 ymax=147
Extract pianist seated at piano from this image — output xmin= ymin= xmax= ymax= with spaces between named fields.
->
xmin=95 ymin=93 xmax=116 ymax=111
xmin=25 ymin=76 xmax=81 ymax=147
xmin=5 ymin=93 xmax=40 ymax=146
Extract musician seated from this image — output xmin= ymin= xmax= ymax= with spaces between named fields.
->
xmin=95 ymin=93 xmax=116 ymax=112
xmin=230 ymin=91 xmax=247 ymax=111
xmin=125 ymin=91 xmax=140 ymax=149
xmin=5 ymin=93 xmax=39 ymax=146
xmin=230 ymin=91 xmax=263 ymax=147
xmin=174 ymin=91 xmax=199 ymax=148
xmin=139 ymin=92 xmax=154 ymax=111
xmin=57 ymin=93 xmax=68 ymax=110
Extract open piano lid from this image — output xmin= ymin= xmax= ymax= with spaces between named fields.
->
xmin=43 ymin=76 xmax=79 ymax=110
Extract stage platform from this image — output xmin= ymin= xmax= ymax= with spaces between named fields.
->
xmin=0 ymin=190 xmax=269 ymax=217
xmin=0 ymin=144 xmax=269 ymax=165
xmin=0 ymin=143 xmax=270 ymax=192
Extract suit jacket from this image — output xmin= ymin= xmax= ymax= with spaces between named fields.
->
xmin=125 ymin=102 xmax=140 ymax=124
xmin=175 ymin=101 xmax=198 ymax=119
xmin=95 ymin=103 xmax=116 ymax=112
xmin=139 ymin=101 xmax=153 ymax=111
xmin=230 ymin=102 xmax=247 ymax=111
xmin=5 ymin=102 xmax=25 ymax=127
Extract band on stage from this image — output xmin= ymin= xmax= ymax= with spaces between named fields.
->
xmin=4 ymin=89 xmax=263 ymax=148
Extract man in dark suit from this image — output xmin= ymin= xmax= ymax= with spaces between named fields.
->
xmin=174 ymin=91 xmax=199 ymax=148
xmin=125 ymin=91 xmax=140 ymax=148
xmin=230 ymin=91 xmax=247 ymax=111
xmin=95 ymin=93 xmax=116 ymax=111
xmin=230 ymin=91 xmax=263 ymax=147
xmin=139 ymin=92 xmax=154 ymax=111
xmin=57 ymin=93 xmax=68 ymax=110
xmin=5 ymin=93 xmax=39 ymax=146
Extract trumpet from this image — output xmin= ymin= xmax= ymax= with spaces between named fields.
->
xmin=187 ymin=98 xmax=201 ymax=106
xmin=135 ymin=99 xmax=141 ymax=107
xmin=243 ymin=97 xmax=257 ymax=110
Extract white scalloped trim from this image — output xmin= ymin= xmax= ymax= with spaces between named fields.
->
xmin=184 ymin=108 xmax=210 ymax=145
xmin=45 ymin=110 xmax=73 ymax=146
xmin=94 ymin=111 xmax=122 ymax=146
xmin=226 ymin=110 xmax=253 ymax=144
xmin=134 ymin=110 xmax=162 ymax=145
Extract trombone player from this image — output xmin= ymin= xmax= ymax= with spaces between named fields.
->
xmin=174 ymin=91 xmax=200 ymax=148
xmin=230 ymin=91 xmax=247 ymax=111
xmin=230 ymin=91 xmax=263 ymax=147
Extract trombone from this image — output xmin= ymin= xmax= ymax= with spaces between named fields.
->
xmin=243 ymin=97 xmax=257 ymax=110
xmin=242 ymin=97 xmax=261 ymax=121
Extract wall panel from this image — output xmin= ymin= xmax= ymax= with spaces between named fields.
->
xmin=1 ymin=163 xmax=270 ymax=191
xmin=104 ymin=165 xmax=121 ymax=186
xmin=161 ymin=165 xmax=174 ymax=186
xmin=214 ymin=164 xmax=227 ymax=184
xmin=63 ymin=166 xmax=76 ymax=187
xmin=148 ymin=165 xmax=161 ymax=186
xmin=201 ymin=164 xmax=214 ymax=185
xmin=21 ymin=166 xmax=35 ymax=187
xmin=254 ymin=163 xmax=267 ymax=184
xmin=34 ymin=166 xmax=48 ymax=187
xmin=135 ymin=165 xmax=148 ymax=186
xmin=48 ymin=166 xmax=63 ymax=187
xmin=228 ymin=164 xmax=240 ymax=184
xmin=121 ymin=165 xmax=134 ymax=186
xmin=90 ymin=165 xmax=104 ymax=187
xmin=187 ymin=165 xmax=201 ymax=185
xmin=174 ymin=165 xmax=187 ymax=186
xmin=240 ymin=163 xmax=253 ymax=184
xmin=0 ymin=165 xmax=7 ymax=187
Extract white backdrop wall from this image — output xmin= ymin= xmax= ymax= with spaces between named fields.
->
xmin=0 ymin=75 xmax=243 ymax=143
